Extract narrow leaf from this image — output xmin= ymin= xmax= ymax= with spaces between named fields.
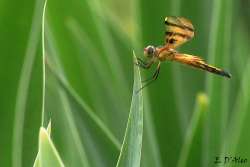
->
xmin=177 ymin=93 xmax=208 ymax=167
xmin=12 ymin=0 xmax=45 ymax=166
xmin=33 ymin=121 xmax=52 ymax=167
xmin=224 ymin=60 xmax=250 ymax=159
xmin=116 ymin=52 xmax=143 ymax=167
xmin=39 ymin=127 xmax=65 ymax=167
xmin=205 ymin=0 xmax=233 ymax=165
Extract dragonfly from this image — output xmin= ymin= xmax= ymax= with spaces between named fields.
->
xmin=136 ymin=16 xmax=231 ymax=91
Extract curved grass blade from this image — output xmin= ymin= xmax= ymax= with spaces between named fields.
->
xmin=46 ymin=59 xmax=121 ymax=149
xmin=116 ymin=52 xmax=143 ymax=167
xmin=57 ymin=89 xmax=90 ymax=167
xmin=45 ymin=77 xmax=119 ymax=166
xmin=65 ymin=18 xmax=129 ymax=116
xmin=12 ymin=0 xmax=45 ymax=166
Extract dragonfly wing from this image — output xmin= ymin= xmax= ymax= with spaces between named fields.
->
xmin=164 ymin=16 xmax=195 ymax=49
xmin=172 ymin=53 xmax=231 ymax=78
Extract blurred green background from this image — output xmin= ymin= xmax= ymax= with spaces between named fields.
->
xmin=1 ymin=0 xmax=250 ymax=166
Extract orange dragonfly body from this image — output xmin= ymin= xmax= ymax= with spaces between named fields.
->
xmin=136 ymin=16 xmax=231 ymax=91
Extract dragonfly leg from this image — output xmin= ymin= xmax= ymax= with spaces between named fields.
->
xmin=136 ymin=62 xmax=161 ymax=93
xmin=142 ymin=62 xmax=161 ymax=83
xmin=136 ymin=57 xmax=147 ymax=65
xmin=135 ymin=58 xmax=154 ymax=69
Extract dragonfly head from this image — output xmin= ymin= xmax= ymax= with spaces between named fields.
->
xmin=144 ymin=45 xmax=156 ymax=58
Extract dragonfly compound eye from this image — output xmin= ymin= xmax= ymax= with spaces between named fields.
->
xmin=145 ymin=45 xmax=155 ymax=57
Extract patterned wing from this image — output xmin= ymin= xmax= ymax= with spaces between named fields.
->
xmin=164 ymin=16 xmax=195 ymax=49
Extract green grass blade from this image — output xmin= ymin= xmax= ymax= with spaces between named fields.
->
xmin=45 ymin=0 xmax=131 ymax=140
xmin=116 ymin=53 xmax=143 ymax=167
xmin=41 ymin=0 xmax=47 ymax=126
xmin=33 ymin=121 xmax=51 ymax=167
xmin=46 ymin=60 xmax=121 ymax=149
xmin=65 ymin=18 xmax=129 ymax=110
xmin=58 ymin=89 xmax=90 ymax=167
xmin=131 ymin=2 xmax=162 ymax=167
xmin=45 ymin=75 xmax=119 ymax=166
xmin=204 ymin=0 xmax=233 ymax=165
xmin=33 ymin=157 xmax=40 ymax=167
xmin=12 ymin=0 xmax=44 ymax=166
xmin=177 ymin=93 xmax=208 ymax=167
xmin=224 ymin=59 xmax=250 ymax=158
xmin=85 ymin=0 xmax=127 ymax=86
xmin=141 ymin=98 xmax=162 ymax=167
xmin=39 ymin=127 xmax=65 ymax=167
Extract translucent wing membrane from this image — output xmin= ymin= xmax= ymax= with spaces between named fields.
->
xmin=165 ymin=16 xmax=195 ymax=49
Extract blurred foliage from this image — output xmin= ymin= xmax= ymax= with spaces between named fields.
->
xmin=0 ymin=0 xmax=250 ymax=166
